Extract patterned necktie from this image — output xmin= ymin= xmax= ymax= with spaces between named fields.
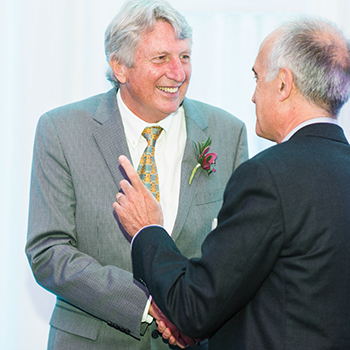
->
xmin=137 ymin=126 xmax=163 ymax=201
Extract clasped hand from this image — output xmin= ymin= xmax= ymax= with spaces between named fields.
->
xmin=149 ymin=300 xmax=197 ymax=348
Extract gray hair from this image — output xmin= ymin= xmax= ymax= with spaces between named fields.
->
xmin=105 ymin=0 xmax=193 ymax=88
xmin=266 ymin=18 xmax=350 ymax=116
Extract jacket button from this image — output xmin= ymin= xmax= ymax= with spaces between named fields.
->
xmin=152 ymin=329 xmax=160 ymax=339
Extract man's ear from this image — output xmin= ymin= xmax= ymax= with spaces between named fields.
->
xmin=278 ymin=68 xmax=293 ymax=101
xmin=109 ymin=56 xmax=127 ymax=84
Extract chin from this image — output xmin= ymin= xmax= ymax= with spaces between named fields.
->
xmin=160 ymin=103 xmax=182 ymax=115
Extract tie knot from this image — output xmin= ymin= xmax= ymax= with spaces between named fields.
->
xmin=142 ymin=126 xmax=163 ymax=144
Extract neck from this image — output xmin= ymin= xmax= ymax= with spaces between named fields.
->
xmin=276 ymin=97 xmax=333 ymax=143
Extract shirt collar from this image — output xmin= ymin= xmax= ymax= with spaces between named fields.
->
xmin=117 ymin=89 xmax=178 ymax=148
xmin=282 ymin=117 xmax=338 ymax=142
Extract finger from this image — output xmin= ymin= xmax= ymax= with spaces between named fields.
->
xmin=163 ymin=327 xmax=171 ymax=339
xmin=157 ymin=320 xmax=167 ymax=333
xmin=115 ymin=192 xmax=123 ymax=204
xmin=168 ymin=335 xmax=186 ymax=348
xmin=175 ymin=341 xmax=186 ymax=349
xmin=168 ymin=335 xmax=177 ymax=345
xmin=119 ymin=179 xmax=135 ymax=198
xmin=119 ymin=155 xmax=145 ymax=192
xmin=113 ymin=200 xmax=122 ymax=215
xmin=175 ymin=337 xmax=187 ymax=349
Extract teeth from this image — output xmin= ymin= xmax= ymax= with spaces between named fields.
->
xmin=157 ymin=86 xmax=179 ymax=93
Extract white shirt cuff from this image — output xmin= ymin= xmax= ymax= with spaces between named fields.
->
xmin=141 ymin=295 xmax=153 ymax=324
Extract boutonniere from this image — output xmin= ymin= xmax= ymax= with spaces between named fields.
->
xmin=189 ymin=136 xmax=218 ymax=185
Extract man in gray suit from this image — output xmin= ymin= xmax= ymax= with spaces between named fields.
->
xmin=25 ymin=0 xmax=248 ymax=349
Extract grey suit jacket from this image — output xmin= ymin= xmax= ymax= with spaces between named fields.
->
xmin=26 ymin=88 xmax=248 ymax=350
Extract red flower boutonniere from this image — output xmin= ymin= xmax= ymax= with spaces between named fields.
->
xmin=189 ymin=136 xmax=218 ymax=185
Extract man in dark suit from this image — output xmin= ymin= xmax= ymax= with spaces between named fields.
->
xmin=25 ymin=0 xmax=247 ymax=349
xmin=114 ymin=18 xmax=350 ymax=349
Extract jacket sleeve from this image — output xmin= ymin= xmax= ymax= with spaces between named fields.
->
xmin=132 ymin=159 xmax=284 ymax=339
xmin=25 ymin=114 xmax=149 ymax=339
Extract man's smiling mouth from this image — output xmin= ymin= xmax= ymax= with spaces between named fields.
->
xmin=157 ymin=86 xmax=179 ymax=93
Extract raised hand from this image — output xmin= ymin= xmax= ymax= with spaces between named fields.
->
xmin=149 ymin=299 xmax=197 ymax=348
xmin=113 ymin=155 xmax=163 ymax=237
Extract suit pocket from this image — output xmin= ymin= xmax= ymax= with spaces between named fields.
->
xmin=195 ymin=189 xmax=225 ymax=206
xmin=50 ymin=299 xmax=101 ymax=340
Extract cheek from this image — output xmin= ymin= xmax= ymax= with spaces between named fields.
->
xmin=185 ymin=65 xmax=192 ymax=81
xmin=131 ymin=65 xmax=158 ymax=83
xmin=179 ymin=68 xmax=191 ymax=94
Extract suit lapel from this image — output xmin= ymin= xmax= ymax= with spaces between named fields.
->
xmin=171 ymin=98 xmax=209 ymax=241
xmin=92 ymin=89 xmax=131 ymax=186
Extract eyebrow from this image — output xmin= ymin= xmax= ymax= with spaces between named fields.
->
xmin=150 ymin=49 xmax=192 ymax=56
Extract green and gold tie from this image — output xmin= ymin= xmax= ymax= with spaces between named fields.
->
xmin=137 ymin=126 xmax=163 ymax=202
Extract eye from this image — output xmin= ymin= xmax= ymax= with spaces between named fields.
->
xmin=151 ymin=55 xmax=167 ymax=64
xmin=180 ymin=54 xmax=191 ymax=62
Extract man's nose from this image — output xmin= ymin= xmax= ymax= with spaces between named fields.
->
xmin=252 ymin=90 xmax=256 ymax=104
xmin=166 ymin=58 xmax=186 ymax=82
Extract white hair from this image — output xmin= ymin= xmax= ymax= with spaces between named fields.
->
xmin=105 ymin=0 xmax=192 ymax=88
xmin=265 ymin=18 xmax=350 ymax=116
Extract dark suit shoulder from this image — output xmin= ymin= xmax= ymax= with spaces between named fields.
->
xmin=252 ymin=123 xmax=349 ymax=166
xmin=241 ymin=123 xmax=350 ymax=201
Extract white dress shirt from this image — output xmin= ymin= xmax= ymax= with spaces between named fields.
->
xmin=117 ymin=90 xmax=187 ymax=235
xmin=117 ymin=90 xmax=187 ymax=323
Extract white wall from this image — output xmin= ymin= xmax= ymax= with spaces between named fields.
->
xmin=1 ymin=1 xmax=350 ymax=349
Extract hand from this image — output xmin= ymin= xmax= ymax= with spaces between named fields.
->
xmin=113 ymin=155 xmax=163 ymax=237
xmin=149 ymin=299 xmax=197 ymax=348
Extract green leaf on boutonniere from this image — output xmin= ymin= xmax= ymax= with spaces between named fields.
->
xmin=189 ymin=136 xmax=218 ymax=185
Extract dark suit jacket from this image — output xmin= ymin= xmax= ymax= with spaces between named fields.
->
xmin=25 ymin=88 xmax=248 ymax=349
xmin=132 ymin=123 xmax=350 ymax=350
